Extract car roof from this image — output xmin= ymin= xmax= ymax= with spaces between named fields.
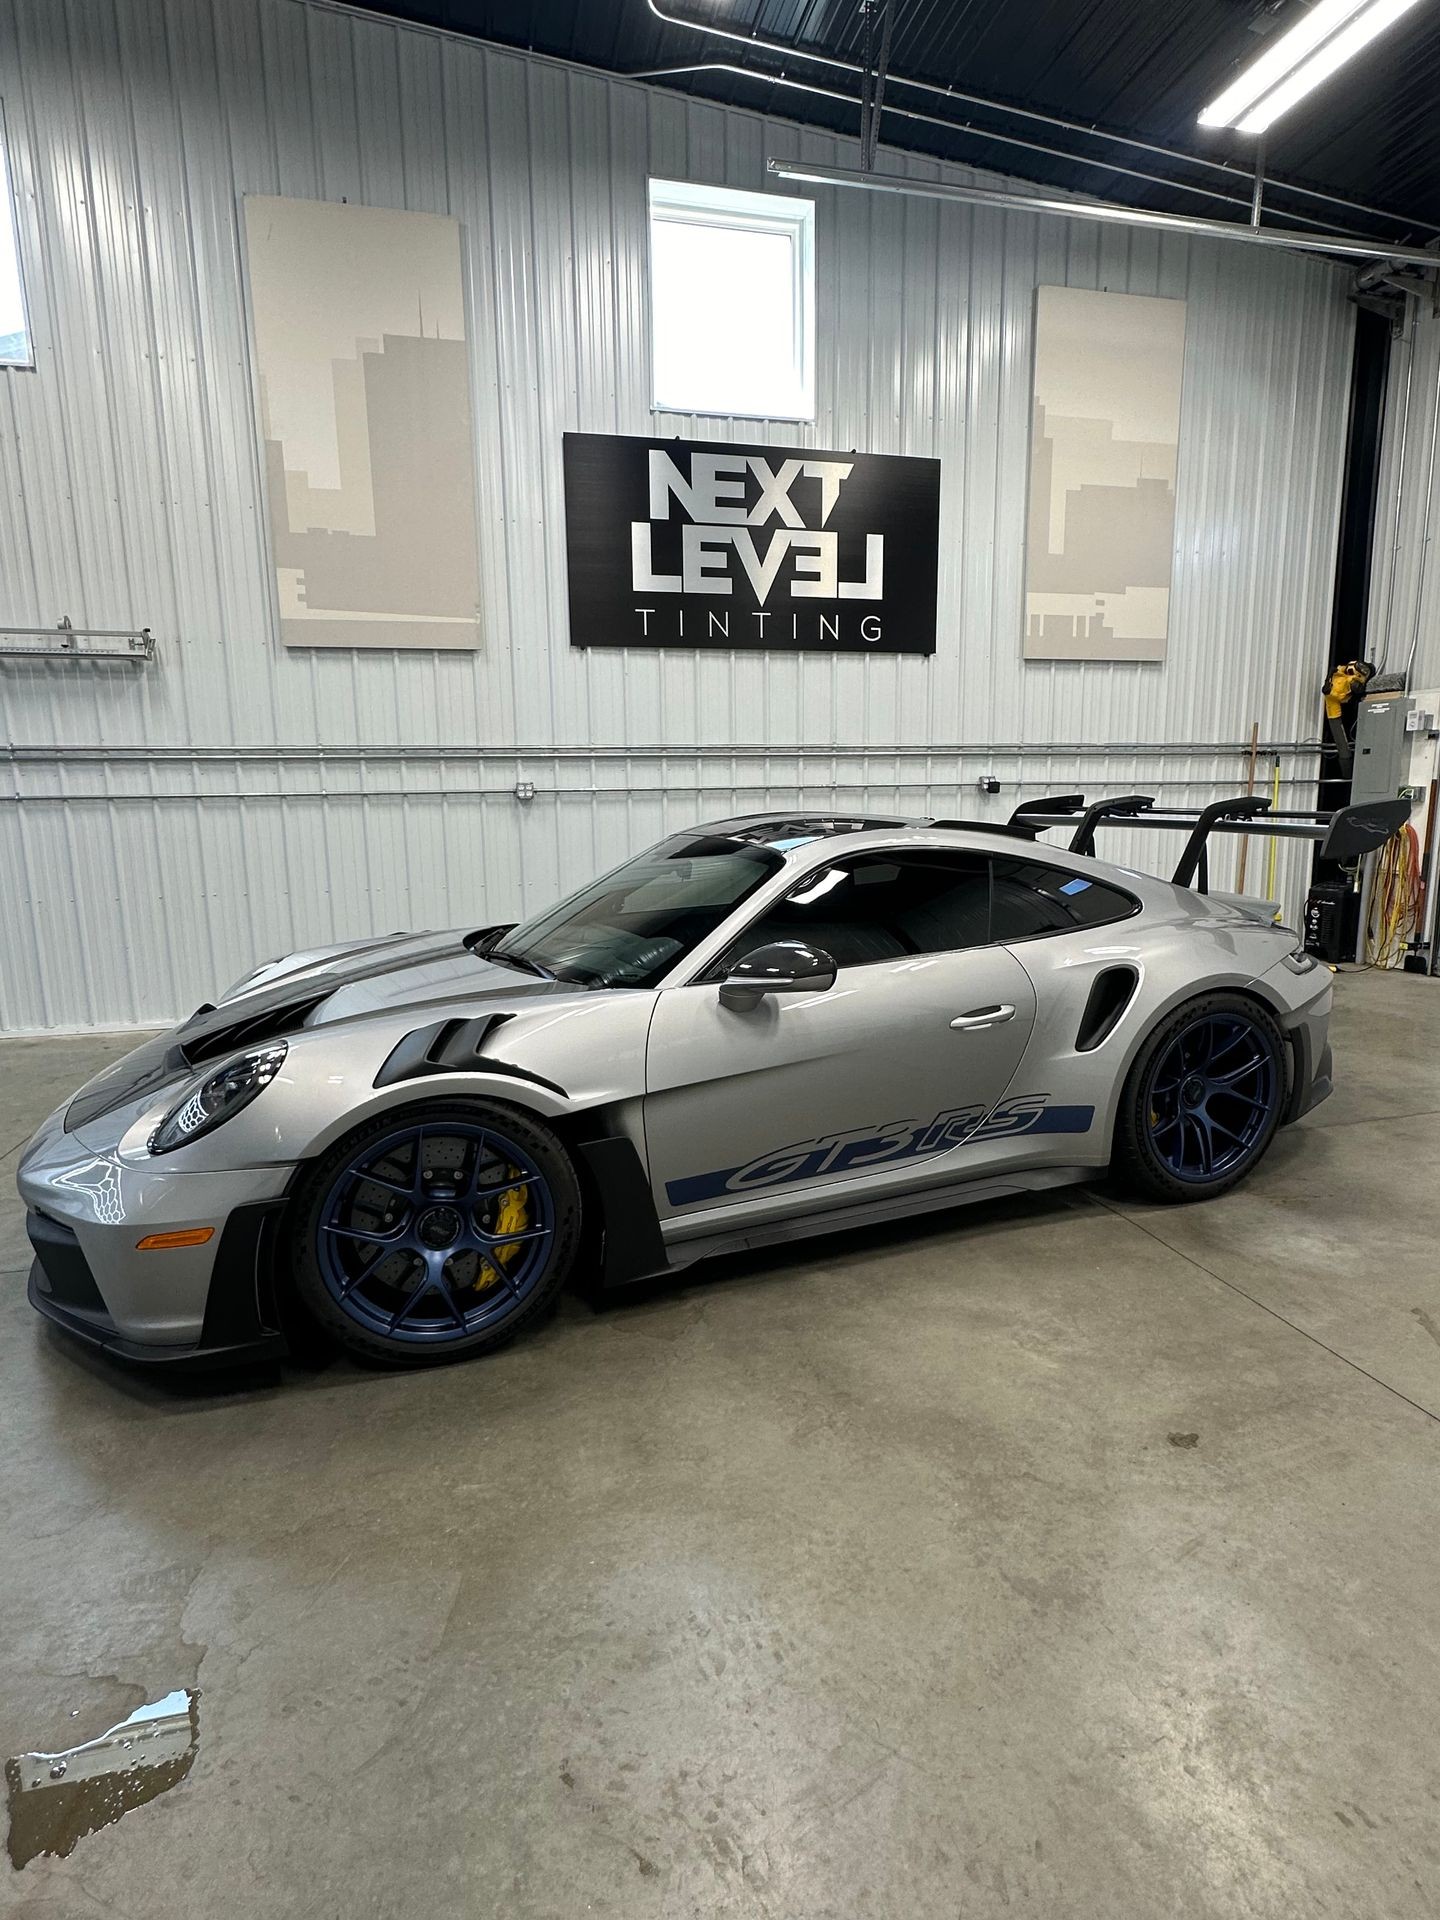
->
xmin=695 ymin=811 xmax=1039 ymax=855
xmin=697 ymin=812 xmax=915 ymax=849
xmin=690 ymin=812 xmax=1177 ymax=901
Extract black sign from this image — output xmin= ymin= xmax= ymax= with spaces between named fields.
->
xmin=562 ymin=432 xmax=940 ymax=654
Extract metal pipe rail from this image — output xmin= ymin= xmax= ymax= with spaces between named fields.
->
xmin=767 ymin=157 xmax=1440 ymax=272
xmin=641 ymin=0 xmax=1428 ymax=237
xmin=0 ymin=617 xmax=155 ymax=662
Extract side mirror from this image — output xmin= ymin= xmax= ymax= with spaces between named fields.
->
xmin=719 ymin=940 xmax=837 ymax=1009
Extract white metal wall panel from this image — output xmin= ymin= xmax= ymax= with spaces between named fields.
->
xmin=0 ymin=0 xmax=1353 ymax=1030
xmin=1367 ymin=304 xmax=1440 ymax=692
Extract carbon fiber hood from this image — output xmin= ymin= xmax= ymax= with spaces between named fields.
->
xmin=189 ymin=929 xmax=567 ymax=1043
xmin=63 ymin=931 xmax=566 ymax=1134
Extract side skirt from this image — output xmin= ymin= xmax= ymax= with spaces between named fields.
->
xmin=662 ymin=1165 xmax=1094 ymax=1267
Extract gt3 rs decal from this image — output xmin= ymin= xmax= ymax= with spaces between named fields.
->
xmin=664 ymin=1095 xmax=1096 ymax=1207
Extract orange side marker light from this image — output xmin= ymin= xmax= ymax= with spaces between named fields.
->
xmin=136 ymin=1227 xmax=216 ymax=1251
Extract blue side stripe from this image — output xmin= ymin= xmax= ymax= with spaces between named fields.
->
xmin=665 ymin=1100 xmax=1095 ymax=1206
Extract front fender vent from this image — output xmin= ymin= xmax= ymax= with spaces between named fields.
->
xmin=1076 ymin=966 xmax=1139 ymax=1053
xmin=373 ymin=1015 xmax=565 ymax=1098
xmin=179 ymin=994 xmax=329 ymax=1066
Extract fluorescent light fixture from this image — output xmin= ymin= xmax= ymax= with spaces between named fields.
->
xmin=1198 ymin=0 xmax=1424 ymax=133
xmin=1237 ymin=0 xmax=1427 ymax=131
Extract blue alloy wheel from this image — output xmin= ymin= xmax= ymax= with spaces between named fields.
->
xmin=1144 ymin=1013 xmax=1280 ymax=1184
xmin=315 ymin=1120 xmax=554 ymax=1346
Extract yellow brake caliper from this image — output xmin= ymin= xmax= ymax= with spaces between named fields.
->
xmin=478 ymin=1179 xmax=530 ymax=1290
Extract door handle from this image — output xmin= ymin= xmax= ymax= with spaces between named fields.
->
xmin=949 ymin=1004 xmax=1016 ymax=1031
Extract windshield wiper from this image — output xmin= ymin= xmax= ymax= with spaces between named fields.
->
xmin=485 ymin=947 xmax=557 ymax=981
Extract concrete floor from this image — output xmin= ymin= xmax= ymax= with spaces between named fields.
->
xmin=2 ymin=969 xmax=1439 ymax=1917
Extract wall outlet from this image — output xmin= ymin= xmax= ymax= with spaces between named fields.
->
xmin=976 ymin=775 xmax=1001 ymax=794
xmin=513 ymin=780 xmax=536 ymax=803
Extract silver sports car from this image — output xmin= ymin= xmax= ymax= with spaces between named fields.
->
xmin=17 ymin=793 xmax=1402 ymax=1372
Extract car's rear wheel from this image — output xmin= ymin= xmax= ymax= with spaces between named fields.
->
xmin=1112 ymin=993 xmax=1287 ymax=1203
xmin=289 ymin=1099 xmax=581 ymax=1366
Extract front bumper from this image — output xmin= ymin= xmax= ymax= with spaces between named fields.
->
xmin=18 ymin=1100 xmax=292 ymax=1367
xmin=27 ymin=1204 xmax=286 ymax=1370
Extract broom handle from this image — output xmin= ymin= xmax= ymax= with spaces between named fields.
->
xmin=1265 ymin=756 xmax=1282 ymax=900
xmin=1235 ymin=721 xmax=1260 ymax=893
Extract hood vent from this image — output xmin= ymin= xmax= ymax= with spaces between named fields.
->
xmin=179 ymin=994 xmax=329 ymax=1067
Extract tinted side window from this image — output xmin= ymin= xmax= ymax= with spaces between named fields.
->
xmin=989 ymin=858 xmax=1137 ymax=941
xmin=722 ymin=852 xmax=993 ymax=971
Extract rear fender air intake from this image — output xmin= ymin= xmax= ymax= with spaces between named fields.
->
xmin=1075 ymin=966 xmax=1139 ymax=1053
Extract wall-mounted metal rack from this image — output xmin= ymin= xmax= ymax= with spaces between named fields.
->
xmin=0 ymin=616 xmax=156 ymax=662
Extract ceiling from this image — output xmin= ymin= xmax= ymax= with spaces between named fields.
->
xmin=337 ymin=0 xmax=1440 ymax=242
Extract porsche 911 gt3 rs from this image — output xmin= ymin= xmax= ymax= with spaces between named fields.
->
xmin=18 ymin=794 xmax=1397 ymax=1372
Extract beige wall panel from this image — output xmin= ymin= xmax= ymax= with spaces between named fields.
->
xmin=243 ymin=195 xmax=481 ymax=650
xmin=1024 ymin=286 xmax=1186 ymax=662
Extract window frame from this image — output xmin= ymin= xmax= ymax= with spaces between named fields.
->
xmin=647 ymin=176 xmax=816 ymax=422
xmin=0 ymin=100 xmax=34 ymax=373
xmin=987 ymin=855 xmax=1141 ymax=946
xmin=703 ymin=848 xmax=997 ymax=979
xmin=703 ymin=848 xmax=1140 ymax=979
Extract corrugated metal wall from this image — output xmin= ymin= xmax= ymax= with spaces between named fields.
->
xmin=0 ymin=0 xmax=1354 ymax=1031
xmin=1368 ymin=303 xmax=1440 ymax=695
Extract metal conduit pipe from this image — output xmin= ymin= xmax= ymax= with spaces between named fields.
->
xmin=766 ymin=157 xmax=1440 ymax=269
xmin=1403 ymin=318 xmax=1440 ymax=679
xmin=0 ymin=777 xmax=1322 ymax=807
xmin=641 ymin=0 xmax=1434 ymax=238
xmin=1377 ymin=308 xmax=1419 ymax=673
xmin=632 ymin=60 xmax=1359 ymax=233
xmin=0 ymin=742 xmax=1323 ymax=764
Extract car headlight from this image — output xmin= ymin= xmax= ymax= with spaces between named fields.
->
xmin=149 ymin=1045 xmax=287 ymax=1155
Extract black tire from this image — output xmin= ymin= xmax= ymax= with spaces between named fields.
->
xmin=1112 ymin=992 xmax=1287 ymax=1204
xmin=287 ymin=1097 xmax=582 ymax=1368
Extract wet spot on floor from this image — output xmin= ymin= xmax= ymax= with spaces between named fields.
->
xmin=1168 ymin=1432 xmax=1200 ymax=1449
xmin=4 ymin=1688 xmax=200 ymax=1870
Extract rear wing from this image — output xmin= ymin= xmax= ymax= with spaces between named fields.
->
xmin=967 ymin=792 xmax=1411 ymax=894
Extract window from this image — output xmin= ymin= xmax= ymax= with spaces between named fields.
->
xmin=487 ymin=833 xmax=784 ymax=989
xmin=717 ymin=850 xmax=1138 ymax=973
xmin=0 ymin=107 xmax=32 ymax=369
xmin=989 ymin=859 xmax=1137 ymax=942
xmin=721 ymin=853 xmax=994 ymax=973
xmin=648 ymin=178 xmax=814 ymax=420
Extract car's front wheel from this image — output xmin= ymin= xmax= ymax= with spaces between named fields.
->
xmin=1112 ymin=993 xmax=1287 ymax=1203
xmin=288 ymin=1098 xmax=581 ymax=1366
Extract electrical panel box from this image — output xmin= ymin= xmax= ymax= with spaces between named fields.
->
xmin=1353 ymin=693 xmax=1414 ymax=804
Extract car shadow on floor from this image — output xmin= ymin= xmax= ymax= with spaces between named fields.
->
xmin=30 ymin=1320 xmax=288 ymax=1410
xmin=25 ymin=1182 xmax=1100 ymax=1411
xmin=586 ymin=1183 xmax=1094 ymax=1315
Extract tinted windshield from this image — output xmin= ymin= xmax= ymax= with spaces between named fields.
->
xmin=492 ymin=834 xmax=784 ymax=988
